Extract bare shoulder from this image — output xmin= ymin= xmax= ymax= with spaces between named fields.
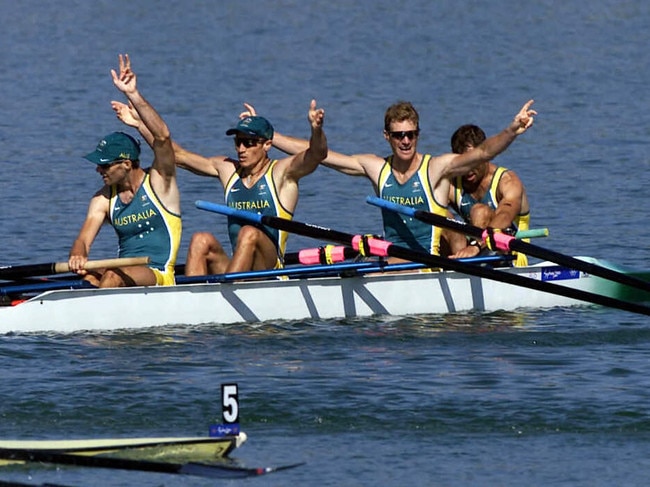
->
xmin=499 ymin=168 xmax=524 ymax=186
xmin=87 ymin=186 xmax=112 ymax=216
xmin=427 ymin=152 xmax=456 ymax=177
xmin=428 ymin=152 xmax=456 ymax=165
xmin=210 ymin=154 xmax=236 ymax=168
xmin=212 ymin=155 xmax=238 ymax=179
xmin=92 ymin=185 xmax=112 ymax=200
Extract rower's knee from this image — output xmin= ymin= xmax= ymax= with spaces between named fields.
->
xmin=469 ymin=204 xmax=493 ymax=228
xmin=99 ymin=269 xmax=130 ymax=288
xmin=188 ymin=232 xmax=217 ymax=255
xmin=235 ymin=226 xmax=264 ymax=249
xmin=186 ymin=232 xmax=229 ymax=276
xmin=230 ymin=226 xmax=276 ymax=271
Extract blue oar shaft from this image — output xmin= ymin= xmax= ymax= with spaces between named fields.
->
xmin=195 ymin=200 xmax=650 ymax=316
xmin=0 ymin=280 xmax=94 ymax=296
xmin=177 ymin=255 xmax=510 ymax=285
xmin=1 ymin=257 xmax=510 ymax=296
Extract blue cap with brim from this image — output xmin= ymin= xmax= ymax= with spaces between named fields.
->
xmin=84 ymin=132 xmax=141 ymax=165
xmin=225 ymin=116 xmax=274 ymax=140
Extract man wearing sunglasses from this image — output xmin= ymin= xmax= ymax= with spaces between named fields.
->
xmin=69 ymin=54 xmax=181 ymax=287
xmin=249 ymin=100 xmax=535 ymax=260
xmin=112 ymin=99 xmax=327 ymax=275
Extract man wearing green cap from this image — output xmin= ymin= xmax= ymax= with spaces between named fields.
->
xmin=111 ymin=98 xmax=326 ymax=276
xmin=69 ymin=54 xmax=181 ymax=287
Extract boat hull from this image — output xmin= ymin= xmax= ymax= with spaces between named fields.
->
xmin=1 ymin=258 xmax=648 ymax=333
xmin=0 ymin=434 xmax=246 ymax=466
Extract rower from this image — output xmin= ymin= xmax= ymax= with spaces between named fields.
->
xmin=445 ymin=124 xmax=531 ymax=267
xmin=112 ymin=99 xmax=328 ymax=276
xmin=69 ymin=54 xmax=181 ymax=288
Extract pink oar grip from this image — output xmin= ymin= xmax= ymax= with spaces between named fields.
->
xmin=298 ymin=245 xmax=349 ymax=265
xmin=481 ymin=229 xmax=515 ymax=251
xmin=351 ymin=235 xmax=391 ymax=257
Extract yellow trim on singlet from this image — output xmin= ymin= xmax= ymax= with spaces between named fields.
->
xmin=109 ymin=172 xmax=181 ymax=286
xmin=225 ymin=160 xmax=290 ymax=269
xmin=453 ymin=166 xmax=530 ymax=267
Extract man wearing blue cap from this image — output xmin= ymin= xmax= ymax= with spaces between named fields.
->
xmin=69 ymin=54 xmax=181 ymax=287
xmin=112 ymin=98 xmax=326 ymax=275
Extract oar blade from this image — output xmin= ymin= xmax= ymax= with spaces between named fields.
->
xmin=180 ymin=460 xmax=305 ymax=479
xmin=0 ymin=447 xmax=303 ymax=480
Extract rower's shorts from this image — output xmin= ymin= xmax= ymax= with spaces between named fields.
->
xmin=152 ymin=267 xmax=176 ymax=286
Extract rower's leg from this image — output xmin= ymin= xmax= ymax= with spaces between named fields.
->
xmin=227 ymin=226 xmax=277 ymax=273
xmin=185 ymin=232 xmax=230 ymax=276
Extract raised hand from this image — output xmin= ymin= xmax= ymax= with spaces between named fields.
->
xmin=308 ymin=99 xmax=325 ymax=129
xmin=510 ymin=99 xmax=536 ymax=135
xmin=239 ymin=102 xmax=257 ymax=119
xmin=111 ymin=53 xmax=137 ymax=96
xmin=111 ymin=100 xmax=141 ymax=128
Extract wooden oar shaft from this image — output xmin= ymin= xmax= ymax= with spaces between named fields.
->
xmin=367 ymin=196 xmax=650 ymax=294
xmin=52 ymin=257 xmax=150 ymax=273
xmin=0 ymin=257 xmax=150 ymax=280
xmin=196 ymin=200 xmax=650 ymax=317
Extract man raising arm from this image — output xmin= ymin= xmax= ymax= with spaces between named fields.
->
xmin=112 ymin=99 xmax=327 ymax=275
xmin=446 ymin=124 xmax=531 ymax=266
xmin=252 ymin=100 xmax=535 ymax=260
xmin=69 ymin=54 xmax=181 ymax=288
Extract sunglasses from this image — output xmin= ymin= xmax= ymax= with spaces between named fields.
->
xmin=99 ymin=159 xmax=127 ymax=168
xmin=234 ymin=137 xmax=264 ymax=148
xmin=388 ymin=130 xmax=420 ymax=141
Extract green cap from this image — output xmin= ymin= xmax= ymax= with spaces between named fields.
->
xmin=84 ymin=132 xmax=141 ymax=165
xmin=225 ymin=116 xmax=274 ymax=140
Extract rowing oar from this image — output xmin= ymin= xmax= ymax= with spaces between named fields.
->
xmin=0 ymin=256 xmax=512 ymax=297
xmin=195 ymin=200 xmax=650 ymax=316
xmin=0 ymin=257 xmax=151 ymax=281
xmin=0 ymin=447 xmax=304 ymax=479
xmin=0 ymin=480 xmax=76 ymax=487
xmin=367 ymin=195 xmax=650 ymax=294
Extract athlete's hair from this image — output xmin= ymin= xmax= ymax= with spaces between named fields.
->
xmin=450 ymin=124 xmax=486 ymax=154
xmin=384 ymin=101 xmax=419 ymax=131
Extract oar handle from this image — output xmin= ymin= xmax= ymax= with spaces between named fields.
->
xmin=515 ymin=228 xmax=549 ymax=239
xmin=53 ymin=256 xmax=151 ymax=274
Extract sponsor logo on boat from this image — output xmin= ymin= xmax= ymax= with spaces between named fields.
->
xmin=209 ymin=423 xmax=240 ymax=437
xmin=541 ymin=267 xmax=581 ymax=281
